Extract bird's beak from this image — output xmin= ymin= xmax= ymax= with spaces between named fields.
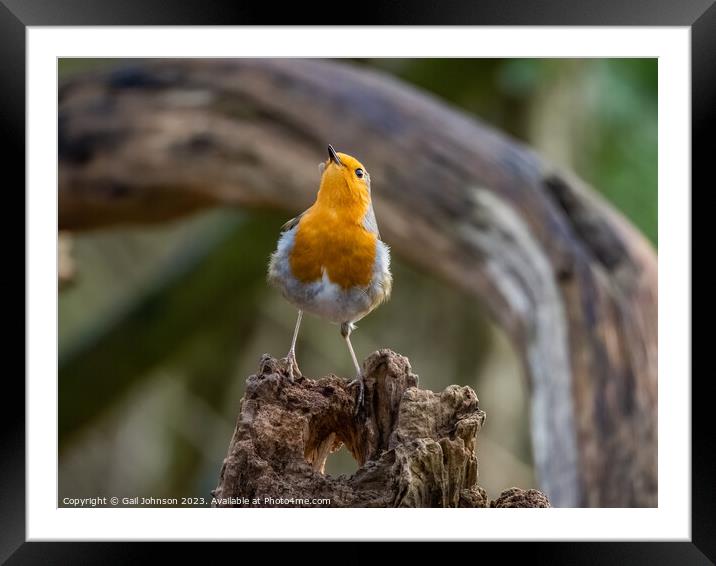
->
xmin=327 ymin=144 xmax=343 ymax=167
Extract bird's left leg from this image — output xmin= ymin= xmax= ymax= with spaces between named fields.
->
xmin=341 ymin=322 xmax=364 ymax=413
xmin=284 ymin=310 xmax=303 ymax=381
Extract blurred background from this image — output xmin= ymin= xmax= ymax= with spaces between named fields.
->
xmin=58 ymin=58 xmax=657 ymax=505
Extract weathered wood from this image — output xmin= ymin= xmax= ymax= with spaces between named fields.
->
xmin=59 ymin=59 xmax=657 ymax=507
xmin=212 ymin=349 xmax=548 ymax=508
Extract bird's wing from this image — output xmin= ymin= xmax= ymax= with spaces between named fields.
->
xmin=362 ymin=203 xmax=381 ymax=240
xmin=280 ymin=209 xmax=309 ymax=233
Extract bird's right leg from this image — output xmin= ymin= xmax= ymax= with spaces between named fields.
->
xmin=341 ymin=322 xmax=364 ymax=414
xmin=284 ymin=310 xmax=303 ymax=381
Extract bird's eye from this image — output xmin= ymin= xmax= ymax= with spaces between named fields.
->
xmin=355 ymin=168 xmax=364 ymax=178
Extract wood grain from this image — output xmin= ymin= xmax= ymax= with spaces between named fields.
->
xmin=212 ymin=349 xmax=549 ymax=508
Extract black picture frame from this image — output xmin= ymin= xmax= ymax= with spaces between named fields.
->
xmin=4 ymin=0 xmax=708 ymax=562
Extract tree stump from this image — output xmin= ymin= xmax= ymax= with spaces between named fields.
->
xmin=212 ymin=349 xmax=549 ymax=508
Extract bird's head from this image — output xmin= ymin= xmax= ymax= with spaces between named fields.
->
xmin=317 ymin=145 xmax=371 ymax=207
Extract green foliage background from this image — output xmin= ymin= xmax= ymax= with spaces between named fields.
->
xmin=58 ymin=58 xmax=657 ymax=506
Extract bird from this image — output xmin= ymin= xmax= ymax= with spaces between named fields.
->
xmin=267 ymin=145 xmax=392 ymax=411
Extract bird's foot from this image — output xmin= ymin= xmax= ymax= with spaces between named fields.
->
xmin=348 ymin=374 xmax=365 ymax=417
xmin=282 ymin=350 xmax=302 ymax=383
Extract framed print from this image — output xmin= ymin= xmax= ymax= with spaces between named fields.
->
xmin=4 ymin=0 xmax=709 ymax=561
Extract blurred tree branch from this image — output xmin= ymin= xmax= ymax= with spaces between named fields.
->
xmin=58 ymin=231 xmax=76 ymax=289
xmin=58 ymin=59 xmax=657 ymax=507
xmin=59 ymin=215 xmax=276 ymax=447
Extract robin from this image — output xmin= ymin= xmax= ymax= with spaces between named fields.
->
xmin=267 ymin=145 xmax=392 ymax=410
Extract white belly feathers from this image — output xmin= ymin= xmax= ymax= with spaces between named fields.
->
xmin=267 ymin=226 xmax=391 ymax=325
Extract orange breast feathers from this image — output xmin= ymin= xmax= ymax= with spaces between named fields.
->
xmin=289 ymin=157 xmax=376 ymax=289
xmin=289 ymin=207 xmax=377 ymax=289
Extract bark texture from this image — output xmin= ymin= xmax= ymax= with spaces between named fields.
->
xmin=212 ymin=349 xmax=547 ymax=508
xmin=59 ymin=59 xmax=657 ymax=507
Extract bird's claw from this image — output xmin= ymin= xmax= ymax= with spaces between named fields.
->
xmin=349 ymin=375 xmax=365 ymax=417
xmin=283 ymin=351 xmax=301 ymax=383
